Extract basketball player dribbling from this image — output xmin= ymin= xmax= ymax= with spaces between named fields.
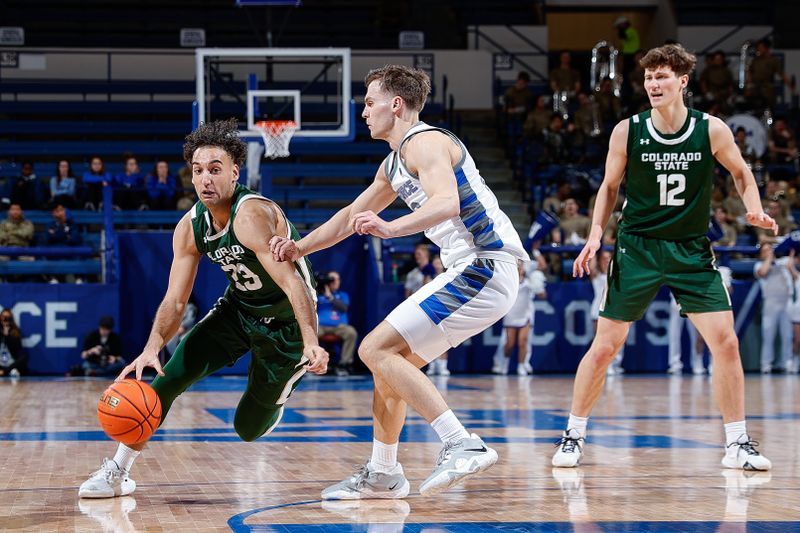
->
xmin=271 ymin=65 xmax=529 ymax=498
xmin=79 ymin=119 xmax=328 ymax=498
xmin=552 ymin=44 xmax=774 ymax=471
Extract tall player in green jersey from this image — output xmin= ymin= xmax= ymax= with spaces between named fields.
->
xmin=552 ymin=44 xmax=776 ymax=471
xmin=79 ymin=119 xmax=328 ymax=498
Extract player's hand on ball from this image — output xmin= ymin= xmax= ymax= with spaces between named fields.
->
xmin=303 ymin=345 xmax=329 ymax=375
xmin=117 ymin=350 xmax=165 ymax=382
xmin=351 ymin=211 xmax=395 ymax=238
xmin=269 ymin=236 xmax=300 ymax=262
xmin=746 ymin=212 xmax=778 ymax=235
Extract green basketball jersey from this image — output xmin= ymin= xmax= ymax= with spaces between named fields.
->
xmin=190 ymin=184 xmax=314 ymax=320
xmin=619 ymin=108 xmax=715 ymax=239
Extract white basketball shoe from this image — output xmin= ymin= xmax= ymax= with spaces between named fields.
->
xmin=721 ymin=434 xmax=772 ymax=471
xmin=418 ymin=433 xmax=498 ymax=496
xmin=78 ymin=458 xmax=136 ymax=498
xmin=552 ymin=428 xmax=585 ymax=468
xmin=321 ymin=462 xmax=410 ymax=500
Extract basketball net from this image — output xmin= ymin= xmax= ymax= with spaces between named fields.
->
xmin=255 ymin=120 xmax=297 ymax=159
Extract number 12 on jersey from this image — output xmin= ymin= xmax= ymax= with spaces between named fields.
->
xmin=657 ymin=173 xmax=685 ymax=206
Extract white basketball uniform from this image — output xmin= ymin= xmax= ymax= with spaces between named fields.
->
xmin=503 ymin=278 xmax=534 ymax=328
xmin=384 ymin=122 xmax=528 ymax=360
xmin=590 ymin=271 xmax=607 ymax=321
xmin=755 ymin=257 xmax=793 ymax=372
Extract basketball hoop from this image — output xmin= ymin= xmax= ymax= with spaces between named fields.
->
xmin=255 ymin=120 xmax=297 ymax=159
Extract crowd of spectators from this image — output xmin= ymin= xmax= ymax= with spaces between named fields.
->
xmin=500 ymin=36 xmax=800 ymax=282
xmin=0 ymin=154 xmax=195 ymax=214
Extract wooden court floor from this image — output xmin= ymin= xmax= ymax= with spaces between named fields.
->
xmin=0 ymin=373 xmax=798 ymax=532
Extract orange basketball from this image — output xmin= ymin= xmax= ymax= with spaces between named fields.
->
xmin=97 ymin=379 xmax=162 ymax=446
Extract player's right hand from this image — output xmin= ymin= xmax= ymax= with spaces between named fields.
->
xmin=573 ymin=239 xmax=601 ymax=278
xmin=116 ymin=350 xmax=165 ymax=382
xmin=269 ymin=236 xmax=300 ymax=262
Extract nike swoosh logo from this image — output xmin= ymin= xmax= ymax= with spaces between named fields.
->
xmin=388 ymin=482 xmax=399 ymax=490
xmin=464 ymin=447 xmax=488 ymax=453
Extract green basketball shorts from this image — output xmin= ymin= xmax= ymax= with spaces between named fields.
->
xmin=599 ymin=230 xmax=732 ymax=322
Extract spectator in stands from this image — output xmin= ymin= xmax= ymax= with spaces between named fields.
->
xmin=82 ymin=156 xmax=112 ymax=210
xmin=79 ymin=316 xmax=125 ymax=377
xmin=614 ymin=16 xmax=640 ymax=106
xmin=542 ymin=182 xmax=572 ymax=214
xmin=571 ymin=92 xmax=597 ymax=145
xmin=146 ymin=160 xmax=177 ymax=210
xmin=0 ymin=204 xmax=34 ymax=248
xmin=700 ymin=50 xmax=734 ymax=114
xmin=766 ymin=119 xmax=798 ymax=178
xmin=540 ymin=113 xmax=572 ymax=165
xmin=504 ymin=71 xmax=535 ymax=118
xmin=746 ymin=38 xmax=794 ymax=113
xmin=549 ymin=51 xmax=581 ymax=96
xmin=628 ymin=51 xmax=648 ymax=112
xmin=175 ymin=165 xmax=197 ymax=212
xmin=426 ymin=255 xmax=450 ymax=376
xmin=164 ymin=293 xmax=199 ymax=359
xmin=755 ymin=243 xmax=794 ymax=373
xmin=405 ymin=243 xmax=436 ymax=297
xmin=0 ymin=309 xmax=27 ymax=377
xmin=596 ymin=77 xmax=622 ymax=129
xmin=317 ymin=270 xmax=357 ymax=376
xmin=551 ymin=198 xmax=591 ymax=245
xmin=114 ymin=156 xmax=147 ymax=210
xmin=523 ymin=95 xmax=552 ymax=141
xmin=49 ymin=160 xmax=78 ymax=209
xmin=712 ymin=206 xmax=737 ymax=246
xmin=756 ymin=198 xmax=794 ymax=244
xmin=11 ymin=161 xmax=45 ymax=211
xmin=46 ymin=204 xmax=82 ymax=247
xmin=734 ymin=127 xmax=760 ymax=169
xmin=723 ymin=179 xmax=748 ymax=233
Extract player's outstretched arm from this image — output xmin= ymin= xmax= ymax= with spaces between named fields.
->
xmin=238 ymin=202 xmax=328 ymax=374
xmin=710 ymin=116 xmax=777 ymax=235
xmin=117 ymin=213 xmax=201 ymax=381
xmin=355 ymin=132 xmax=460 ymax=239
xmin=574 ymin=119 xmax=628 ymax=278
xmin=270 ymin=166 xmax=397 ymax=262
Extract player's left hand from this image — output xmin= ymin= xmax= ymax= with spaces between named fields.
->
xmin=303 ymin=345 xmax=329 ymax=375
xmin=352 ymin=211 xmax=395 ymax=239
xmin=746 ymin=212 xmax=778 ymax=235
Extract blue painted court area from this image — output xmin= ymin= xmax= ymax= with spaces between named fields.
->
xmin=228 ymin=501 xmax=796 ymax=531
xmin=228 ymin=522 xmax=796 ymax=532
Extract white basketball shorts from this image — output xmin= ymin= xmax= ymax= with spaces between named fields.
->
xmin=385 ymin=257 xmax=518 ymax=362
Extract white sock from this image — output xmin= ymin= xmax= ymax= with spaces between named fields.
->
xmin=567 ymin=413 xmax=589 ymax=438
xmin=112 ymin=443 xmax=140 ymax=472
xmin=431 ymin=409 xmax=470 ymax=444
xmin=724 ymin=420 xmax=747 ymax=446
xmin=370 ymin=439 xmax=398 ymax=473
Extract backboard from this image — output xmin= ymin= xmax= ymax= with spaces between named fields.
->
xmin=194 ymin=47 xmax=353 ymax=143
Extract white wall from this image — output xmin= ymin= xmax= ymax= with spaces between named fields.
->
xmin=2 ymin=47 xmax=496 ymax=109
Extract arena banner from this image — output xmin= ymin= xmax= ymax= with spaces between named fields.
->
xmin=442 ymin=280 xmax=763 ymax=374
xmin=0 ymin=283 xmax=119 ymax=374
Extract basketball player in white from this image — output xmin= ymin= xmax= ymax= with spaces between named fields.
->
xmin=271 ymin=64 xmax=528 ymax=498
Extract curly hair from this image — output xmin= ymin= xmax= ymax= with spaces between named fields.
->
xmin=364 ymin=65 xmax=431 ymax=112
xmin=640 ymin=43 xmax=697 ymax=78
xmin=182 ymin=118 xmax=247 ymax=167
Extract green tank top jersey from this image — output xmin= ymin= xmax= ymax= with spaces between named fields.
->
xmin=619 ymin=108 xmax=715 ymax=240
xmin=190 ymin=184 xmax=315 ymax=320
